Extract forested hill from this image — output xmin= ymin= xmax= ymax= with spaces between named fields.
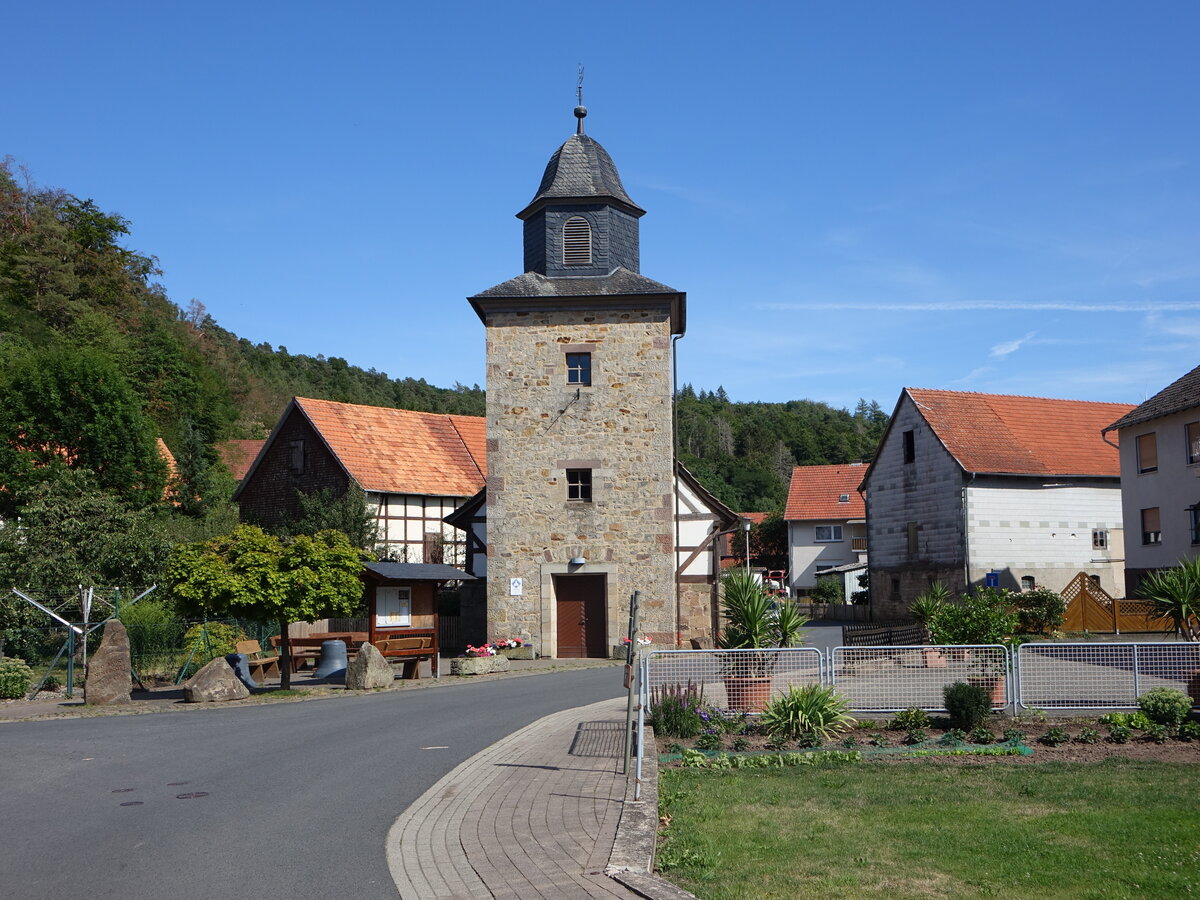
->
xmin=0 ymin=162 xmax=886 ymax=513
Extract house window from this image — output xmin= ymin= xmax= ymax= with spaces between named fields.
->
xmin=907 ymin=522 xmax=919 ymax=557
xmin=1141 ymin=507 xmax=1161 ymax=545
xmin=376 ymin=586 xmax=411 ymax=627
xmin=814 ymin=525 xmax=843 ymax=542
xmin=566 ymin=352 xmax=591 ymax=385
xmin=566 ymin=468 xmax=592 ymax=502
xmin=903 ymin=430 xmax=915 ymax=464
xmin=1136 ymin=433 xmax=1158 ymax=473
xmin=1092 ymin=529 xmax=1107 ymax=550
xmin=1020 ymin=576 xmax=1035 ymax=591
xmin=563 ymin=216 xmax=592 ymax=265
xmin=287 ymin=439 xmax=305 ymax=475
xmin=1190 ymin=506 xmax=1200 ymax=545
xmin=838 ymin=494 xmax=850 ymax=503
xmin=1187 ymin=422 xmax=1200 ymax=465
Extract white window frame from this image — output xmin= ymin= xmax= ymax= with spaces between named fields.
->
xmin=814 ymin=524 xmax=843 ymax=543
xmin=376 ymin=586 xmax=412 ymax=627
xmin=1092 ymin=529 xmax=1107 ymax=550
xmin=1187 ymin=421 xmax=1200 ymax=466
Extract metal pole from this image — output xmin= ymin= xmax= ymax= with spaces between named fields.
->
xmin=66 ymin=629 xmax=75 ymax=699
xmin=744 ymin=521 xmax=751 ymax=574
xmin=623 ymin=591 xmax=640 ymax=775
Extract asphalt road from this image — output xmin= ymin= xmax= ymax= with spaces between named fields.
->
xmin=0 ymin=668 xmax=624 ymax=900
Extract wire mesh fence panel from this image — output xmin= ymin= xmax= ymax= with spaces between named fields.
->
xmin=830 ymin=645 xmax=1010 ymax=712
xmin=643 ymin=648 xmax=823 ymax=713
xmin=1016 ymin=642 xmax=1200 ymax=709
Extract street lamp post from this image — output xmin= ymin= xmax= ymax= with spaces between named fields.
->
xmin=743 ymin=520 xmax=751 ymax=575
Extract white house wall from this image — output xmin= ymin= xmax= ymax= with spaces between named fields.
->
xmin=788 ymin=520 xmax=862 ymax=590
xmin=367 ymin=492 xmax=469 ymax=564
xmin=965 ymin=479 xmax=1124 ymax=596
xmin=678 ymin=517 xmax=716 ymax=577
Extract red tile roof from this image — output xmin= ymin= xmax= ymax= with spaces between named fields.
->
xmin=295 ymin=397 xmax=486 ymax=497
xmin=217 ymin=439 xmax=265 ymax=481
xmin=784 ymin=465 xmax=867 ymax=521
xmin=905 ymin=388 xmax=1133 ymax=477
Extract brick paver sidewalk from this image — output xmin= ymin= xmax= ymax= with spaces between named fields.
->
xmin=386 ymin=697 xmax=643 ymax=899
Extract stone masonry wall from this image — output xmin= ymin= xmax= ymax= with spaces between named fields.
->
xmin=484 ymin=305 xmax=676 ymax=655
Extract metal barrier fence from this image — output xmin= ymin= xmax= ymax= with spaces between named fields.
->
xmin=829 ymin=645 xmax=1009 ymax=712
xmin=642 ymin=643 xmax=1200 ymax=718
xmin=1016 ymin=642 xmax=1200 ymax=710
xmin=642 ymin=648 xmax=823 ymax=711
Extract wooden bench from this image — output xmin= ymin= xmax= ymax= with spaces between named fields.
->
xmin=235 ymin=640 xmax=281 ymax=683
xmin=270 ymin=633 xmax=368 ymax=674
xmin=374 ymin=634 xmax=438 ymax=679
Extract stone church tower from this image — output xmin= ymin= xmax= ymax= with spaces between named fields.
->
xmin=467 ymin=107 xmax=686 ymax=657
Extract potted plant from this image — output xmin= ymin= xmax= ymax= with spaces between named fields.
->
xmin=911 ymin=582 xmax=950 ymax=667
xmin=926 ymin=586 xmax=1018 ymax=704
xmin=716 ymin=570 xmax=808 ymax=712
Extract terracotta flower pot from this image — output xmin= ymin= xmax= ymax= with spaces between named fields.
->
xmin=967 ymin=674 xmax=1007 ymax=706
xmin=723 ymin=676 xmax=773 ymax=712
xmin=923 ymin=649 xmax=948 ymax=668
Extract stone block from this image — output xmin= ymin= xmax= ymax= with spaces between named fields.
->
xmin=346 ymin=642 xmax=394 ymax=690
xmin=84 ymin=620 xmax=132 ymax=705
xmin=182 ymin=657 xmax=251 ymax=702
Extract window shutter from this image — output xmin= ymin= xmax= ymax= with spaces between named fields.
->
xmin=563 ymin=217 xmax=592 ymax=265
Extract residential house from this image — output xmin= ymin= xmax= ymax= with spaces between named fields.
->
xmin=784 ymin=463 xmax=868 ymax=597
xmin=1102 ymin=363 xmax=1200 ymax=596
xmin=234 ymin=397 xmax=485 ymax=565
xmin=861 ymin=388 xmax=1134 ymax=618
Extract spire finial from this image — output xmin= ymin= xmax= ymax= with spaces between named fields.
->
xmin=574 ymin=64 xmax=587 ymax=134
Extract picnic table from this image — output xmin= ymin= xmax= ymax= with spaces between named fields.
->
xmin=271 ymin=632 xmax=368 ymax=674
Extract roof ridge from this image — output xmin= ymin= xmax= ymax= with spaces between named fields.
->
xmin=906 ymin=387 xmax=1133 ymax=407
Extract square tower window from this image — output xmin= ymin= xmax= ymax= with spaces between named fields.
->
xmin=566 ymin=352 xmax=591 ymax=386
xmin=903 ymin=430 xmax=915 ymax=463
xmin=566 ymin=468 xmax=592 ymax=502
xmin=563 ymin=217 xmax=592 ymax=266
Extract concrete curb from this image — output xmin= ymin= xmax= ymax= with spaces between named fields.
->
xmin=605 ymin=725 xmax=699 ymax=900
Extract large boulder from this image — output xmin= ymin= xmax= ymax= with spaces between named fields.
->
xmin=84 ymin=620 xmax=132 ymax=705
xmin=346 ymin=643 xmax=394 ymax=690
xmin=183 ymin=657 xmax=251 ymax=702
xmin=449 ymin=654 xmax=512 ymax=676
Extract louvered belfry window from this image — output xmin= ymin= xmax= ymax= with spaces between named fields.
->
xmin=563 ymin=216 xmax=592 ymax=266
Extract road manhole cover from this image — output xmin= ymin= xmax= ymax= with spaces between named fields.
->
xmin=112 ymin=788 xmax=135 ymax=793
xmin=176 ymin=792 xmax=209 ymax=800
xmin=120 ymin=801 xmax=144 ymax=807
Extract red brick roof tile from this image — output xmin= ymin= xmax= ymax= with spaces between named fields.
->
xmin=295 ymin=397 xmax=486 ymax=497
xmin=905 ymin=388 xmax=1133 ymax=477
xmin=217 ymin=439 xmax=265 ymax=481
xmin=784 ymin=465 xmax=867 ymax=521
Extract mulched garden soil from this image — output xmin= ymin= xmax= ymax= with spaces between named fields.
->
xmin=656 ymin=717 xmax=1200 ymax=765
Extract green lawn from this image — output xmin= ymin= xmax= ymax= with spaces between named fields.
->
xmin=658 ymin=761 xmax=1200 ymax=899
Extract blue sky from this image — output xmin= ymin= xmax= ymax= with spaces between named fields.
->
xmin=6 ymin=1 xmax=1197 ymax=411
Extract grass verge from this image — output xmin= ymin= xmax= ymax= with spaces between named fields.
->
xmin=659 ymin=760 xmax=1200 ymax=899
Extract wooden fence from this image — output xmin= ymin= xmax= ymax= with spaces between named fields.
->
xmin=1060 ymin=573 xmax=1171 ymax=633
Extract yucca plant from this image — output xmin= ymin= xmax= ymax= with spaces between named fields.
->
xmin=759 ymin=684 xmax=856 ymax=742
xmin=717 ymin=570 xmax=808 ymax=678
xmin=1137 ymin=557 xmax=1200 ymax=641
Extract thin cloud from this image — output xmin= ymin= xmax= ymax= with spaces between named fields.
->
xmin=761 ymin=301 xmax=1200 ymax=313
xmin=990 ymin=331 xmax=1037 ymax=358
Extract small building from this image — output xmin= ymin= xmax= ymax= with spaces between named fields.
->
xmin=861 ymin=388 xmax=1134 ymax=617
xmin=784 ymin=464 xmax=868 ymax=595
xmin=1102 ymin=363 xmax=1200 ymax=597
xmin=234 ymin=397 xmax=485 ymax=565
xmin=362 ymin=562 xmax=475 ymax=677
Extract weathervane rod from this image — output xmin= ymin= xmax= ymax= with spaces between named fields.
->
xmin=575 ymin=64 xmax=586 ymax=134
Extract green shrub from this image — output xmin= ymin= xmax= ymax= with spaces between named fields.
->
xmin=0 ymin=657 xmax=33 ymax=699
xmin=649 ymin=683 xmax=706 ymax=739
xmin=968 ymin=727 xmax=995 ymax=744
xmin=944 ymin=681 xmax=990 ymax=731
xmin=1177 ymin=721 xmax=1200 ymax=742
xmin=941 ymin=728 xmax=968 ymax=746
xmin=888 ymin=707 xmax=931 ymax=731
xmin=1108 ymin=724 xmax=1131 ymax=744
xmin=695 ymin=732 xmax=722 ymax=751
xmin=1138 ymin=688 xmax=1193 ymax=729
xmin=181 ymin=622 xmax=244 ymax=661
xmin=903 ymin=728 xmax=927 ymax=745
xmin=1040 ymin=727 xmax=1070 ymax=746
xmin=810 ymin=575 xmax=844 ymax=605
xmin=1011 ymin=588 xmax=1066 ymax=634
xmin=1142 ymin=724 xmax=1170 ymax=744
xmin=1002 ymin=727 xmax=1026 ymax=744
xmin=927 ymin=586 xmax=1020 ymax=646
xmin=1128 ymin=711 xmax=1151 ymax=731
xmin=841 ymin=735 xmax=859 ymax=749
xmin=122 ymin=600 xmax=186 ymax=668
xmin=1077 ymin=727 xmax=1101 ymax=744
xmin=868 ymin=732 xmax=889 ymax=748
xmin=760 ymin=684 xmax=856 ymax=742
